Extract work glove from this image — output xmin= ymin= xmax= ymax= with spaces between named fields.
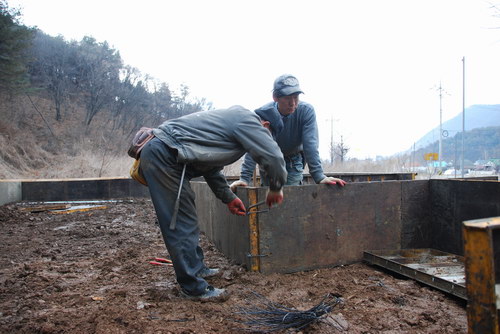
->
xmin=266 ymin=189 xmax=283 ymax=208
xmin=227 ymin=197 xmax=246 ymax=216
xmin=320 ymin=177 xmax=347 ymax=187
xmin=229 ymin=180 xmax=248 ymax=193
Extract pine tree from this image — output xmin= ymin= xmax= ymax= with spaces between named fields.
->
xmin=0 ymin=1 xmax=34 ymax=92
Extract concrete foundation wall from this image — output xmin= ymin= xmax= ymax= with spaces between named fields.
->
xmin=0 ymin=181 xmax=22 ymax=205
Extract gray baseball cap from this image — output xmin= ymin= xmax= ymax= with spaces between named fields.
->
xmin=273 ymin=74 xmax=304 ymax=97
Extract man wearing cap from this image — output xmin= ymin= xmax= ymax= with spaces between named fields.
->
xmin=231 ymin=74 xmax=346 ymax=189
xmin=138 ymin=105 xmax=287 ymax=301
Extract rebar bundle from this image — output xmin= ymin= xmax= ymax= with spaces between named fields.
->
xmin=234 ymin=292 xmax=343 ymax=333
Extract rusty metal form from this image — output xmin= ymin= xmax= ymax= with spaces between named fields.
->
xmin=463 ymin=216 xmax=500 ymax=334
xmin=255 ymin=182 xmax=402 ymax=273
xmin=363 ymin=248 xmax=466 ymax=299
xmin=429 ymin=179 xmax=500 ymax=256
xmin=191 ymin=181 xmax=252 ymax=267
xmin=21 ymin=177 xmax=149 ymax=201
xmin=193 ymin=181 xmax=404 ymax=274
xmin=192 ymin=179 xmax=500 ymax=275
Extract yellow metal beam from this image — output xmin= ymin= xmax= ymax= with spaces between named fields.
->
xmin=247 ymin=188 xmax=260 ymax=272
xmin=20 ymin=204 xmax=70 ymax=212
xmin=50 ymin=205 xmax=108 ymax=214
xmin=463 ymin=216 xmax=500 ymax=334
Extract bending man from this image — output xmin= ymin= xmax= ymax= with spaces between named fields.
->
xmin=138 ymin=105 xmax=287 ymax=301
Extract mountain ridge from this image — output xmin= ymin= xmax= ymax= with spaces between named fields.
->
xmin=412 ymin=104 xmax=500 ymax=151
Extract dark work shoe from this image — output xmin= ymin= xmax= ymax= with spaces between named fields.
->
xmin=197 ymin=267 xmax=220 ymax=278
xmin=181 ymin=286 xmax=229 ymax=302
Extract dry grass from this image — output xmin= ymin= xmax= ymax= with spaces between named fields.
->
xmin=0 ymin=92 xmax=416 ymax=180
xmin=0 ymin=93 xmax=133 ymax=179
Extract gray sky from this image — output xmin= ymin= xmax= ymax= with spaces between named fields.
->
xmin=9 ymin=0 xmax=500 ymax=159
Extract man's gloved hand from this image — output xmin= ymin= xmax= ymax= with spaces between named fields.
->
xmin=229 ymin=180 xmax=248 ymax=193
xmin=227 ymin=197 xmax=246 ymax=216
xmin=266 ymin=189 xmax=283 ymax=208
xmin=320 ymin=177 xmax=347 ymax=187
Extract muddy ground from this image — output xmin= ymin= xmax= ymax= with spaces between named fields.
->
xmin=0 ymin=199 xmax=467 ymax=333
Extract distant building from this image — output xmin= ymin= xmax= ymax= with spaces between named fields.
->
xmin=473 ymin=160 xmax=489 ymax=170
xmin=473 ymin=159 xmax=500 ymax=171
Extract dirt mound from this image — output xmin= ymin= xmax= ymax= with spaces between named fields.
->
xmin=0 ymin=199 xmax=466 ymax=333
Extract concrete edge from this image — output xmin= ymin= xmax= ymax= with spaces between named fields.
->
xmin=0 ymin=181 xmax=22 ymax=205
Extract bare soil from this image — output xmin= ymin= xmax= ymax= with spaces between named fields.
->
xmin=0 ymin=199 xmax=467 ymax=333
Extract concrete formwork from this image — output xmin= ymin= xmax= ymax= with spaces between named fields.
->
xmin=2 ymin=175 xmax=499 ymax=275
xmin=194 ymin=179 xmax=500 ymax=273
xmin=429 ymin=179 xmax=500 ymax=256
xmin=3 ymin=177 xmax=149 ymax=204
xmin=195 ymin=181 xmax=416 ymax=273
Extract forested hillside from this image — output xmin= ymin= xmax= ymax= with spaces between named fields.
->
xmin=414 ymin=104 xmax=500 ymax=150
xmin=0 ymin=2 xmax=210 ymax=179
xmin=409 ymin=126 xmax=500 ymax=167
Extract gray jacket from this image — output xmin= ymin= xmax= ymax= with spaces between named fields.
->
xmin=153 ymin=105 xmax=287 ymax=202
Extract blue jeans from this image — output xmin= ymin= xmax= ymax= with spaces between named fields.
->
xmin=261 ymin=152 xmax=304 ymax=186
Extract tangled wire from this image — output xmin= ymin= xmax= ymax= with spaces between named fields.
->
xmin=234 ymin=292 xmax=343 ymax=333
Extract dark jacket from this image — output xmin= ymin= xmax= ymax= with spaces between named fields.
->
xmin=153 ymin=105 xmax=287 ymax=202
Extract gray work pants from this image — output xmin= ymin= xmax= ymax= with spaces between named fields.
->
xmin=140 ymin=137 xmax=209 ymax=295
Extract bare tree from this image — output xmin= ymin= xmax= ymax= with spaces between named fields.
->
xmin=111 ymin=65 xmax=153 ymax=133
xmin=73 ymin=36 xmax=122 ymax=127
xmin=334 ymin=136 xmax=349 ymax=163
xmin=28 ymin=32 xmax=73 ymax=121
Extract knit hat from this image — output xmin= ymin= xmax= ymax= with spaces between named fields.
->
xmin=255 ymin=107 xmax=284 ymax=138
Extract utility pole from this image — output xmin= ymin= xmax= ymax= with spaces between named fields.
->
xmin=461 ymin=57 xmax=466 ymax=178
xmin=412 ymin=142 xmax=416 ymax=173
xmin=438 ymin=82 xmax=444 ymax=175
xmin=432 ymin=83 xmax=448 ymax=175
xmin=327 ymin=116 xmax=338 ymax=164
xmin=330 ymin=117 xmax=334 ymax=164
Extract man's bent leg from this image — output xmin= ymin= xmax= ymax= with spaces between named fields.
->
xmin=140 ymin=138 xmax=208 ymax=295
